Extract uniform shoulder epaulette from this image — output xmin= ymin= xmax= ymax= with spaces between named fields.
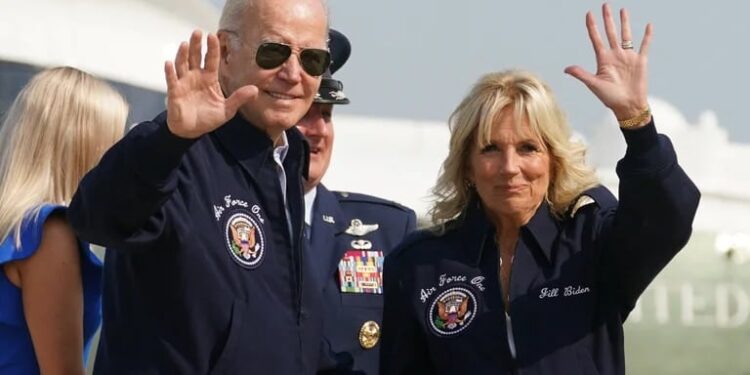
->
xmin=333 ymin=191 xmax=414 ymax=214
xmin=567 ymin=185 xmax=617 ymax=218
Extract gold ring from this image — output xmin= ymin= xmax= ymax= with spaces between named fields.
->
xmin=621 ymin=40 xmax=634 ymax=50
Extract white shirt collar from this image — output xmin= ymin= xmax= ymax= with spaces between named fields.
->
xmin=273 ymin=131 xmax=289 ymax=164
xmin=304 ymin=187 xmax=317 ymax=226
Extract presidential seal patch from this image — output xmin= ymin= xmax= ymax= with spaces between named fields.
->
xmin=428 ymin=287 xmax=477 ymax=336
xmin=224 ymin=212 xmax=265 ymax=269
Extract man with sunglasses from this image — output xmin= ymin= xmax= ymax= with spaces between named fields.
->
xmin=297 ymin=30 xmax=417 ymax=375
xmin=68 ymin=0 xmax=334 ymax=373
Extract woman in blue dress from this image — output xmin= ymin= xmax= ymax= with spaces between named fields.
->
xmin=0 ymin=67 xmax=128 ymax=374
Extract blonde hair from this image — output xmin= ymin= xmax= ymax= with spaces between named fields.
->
xmin=0 ymin=67 xmax=128 ymax=247
xmin=430 ymin=69 xmax=599 ymax=224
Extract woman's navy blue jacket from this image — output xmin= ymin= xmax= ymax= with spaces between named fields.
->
xmin=380 ymin=121 xmax=700 ymax=375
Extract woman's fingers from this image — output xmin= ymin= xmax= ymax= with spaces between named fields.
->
xmin=586 ymin=11 xmax=605 ymax=60
xmin=620 ymin=8 xmax=633 ymax=49
xmin=602 ymin=4 xmax=620 ymax=50
xmin=563 ymin=65 xmax=597 ymax=89
xmin=639 ymin=23 xmax=654 ymax=56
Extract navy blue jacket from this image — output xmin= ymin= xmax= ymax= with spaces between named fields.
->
xmin=69 ymin=112 xmax=325 ymax=374
xmin=380 ymin=121 xmax=700 ymax=374
xmin=309 ymin=186 xmax=415 ymax=374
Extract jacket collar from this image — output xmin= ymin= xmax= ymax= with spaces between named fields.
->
xmin=212 ymin=114 xmax=310 ymax=180
xmin=521 ymin=201 xmax=559 ymax=263
xmin=461 ymin=195 xmax=559 ymax=266
xmin=456 ymin=196 xmax=493 ymax=267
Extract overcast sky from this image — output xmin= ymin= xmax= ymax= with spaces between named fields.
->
xmin=210 ymin=1 xmax=749 ymax=143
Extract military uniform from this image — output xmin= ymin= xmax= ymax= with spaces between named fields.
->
xmin=69 ymin=112 xmax=325 ymax=374
xmin=308 ymin=185 xmax=415 ymax=374
xmin=304 ymin=28 xmax=417 ymax=375
xmin=380 ymin=121 xmax=701 ymax=374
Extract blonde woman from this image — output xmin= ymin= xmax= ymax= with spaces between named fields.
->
xmin=0 ymin=67 xmax=127 ymax=374
xmin=380 ymin=5 xmax=700 ymax=374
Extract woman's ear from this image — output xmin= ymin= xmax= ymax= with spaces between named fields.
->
xmin=463 ymin=154 xmax=474 ymax=187
xmin=464 ymin=166 xmax=475 ymax=189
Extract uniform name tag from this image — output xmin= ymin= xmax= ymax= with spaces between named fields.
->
xmin=338 ymin=250 xmax=384 ymax=294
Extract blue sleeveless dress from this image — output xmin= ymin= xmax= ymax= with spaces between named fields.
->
xmin=0 ymin=204 xmax=102 ymax=374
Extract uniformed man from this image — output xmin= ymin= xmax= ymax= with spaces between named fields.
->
xmin=68 ymin=0 xmax=332 ymax=373
xmin=297 ymin=29 xmax=417 ymax=374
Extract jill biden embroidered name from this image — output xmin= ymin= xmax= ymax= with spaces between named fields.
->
xmin=539 ymin=285 xmax=591 ymax=299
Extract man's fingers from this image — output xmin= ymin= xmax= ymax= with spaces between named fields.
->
xmin=175 ymin=42 xmax=189 ymax=79
xmin=164 ymin=61 xmax=177 ymax=90
xmin=188 ymin=30 xmax=203 ymax=70
xmin=225 ymin=85 xmax=259 ymax=117
xmin=204 ymin=33 xmax=221 ymax=73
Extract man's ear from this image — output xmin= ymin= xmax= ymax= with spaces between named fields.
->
xmin=217 ymin=31 xmax=231 ymax=64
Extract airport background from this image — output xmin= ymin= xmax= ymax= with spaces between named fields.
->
xmin=1 ymin=0 xmax=748 ymax=373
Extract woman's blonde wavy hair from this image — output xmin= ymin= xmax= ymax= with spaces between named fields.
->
xmin=0 ymin=67 xmax=128 ymax=247
xmin=430 ymin=69 xmax=599 ymax=225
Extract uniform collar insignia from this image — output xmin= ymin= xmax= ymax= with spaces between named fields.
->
xmin=345 ymin=219 xmax=379 ymax=236
xmin=322 ymin=215 xmax=335 ymax=224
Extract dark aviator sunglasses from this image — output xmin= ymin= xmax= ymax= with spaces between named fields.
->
xmin=255 ymin=42 xmax=331 ymax=76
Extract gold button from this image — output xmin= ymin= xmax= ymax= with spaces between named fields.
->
xmin=358 ymin=320 xmax=380 ymax=349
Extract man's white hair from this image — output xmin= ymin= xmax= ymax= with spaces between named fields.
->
xmin=219 ymin=0 xmax=329 ymax=46
xmin=219 ymin=0 xmax=253 ymax=33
